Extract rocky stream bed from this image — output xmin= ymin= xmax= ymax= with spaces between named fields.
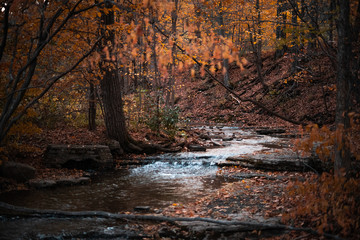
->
xmin=0 ymin=126 xmax=323 ymax=239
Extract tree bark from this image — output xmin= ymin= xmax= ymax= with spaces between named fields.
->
xmin=98 ymin=1 xmax=139 ymax=153
xmin=218 ymin=1 xmax=230 ymax=87
xmin=88 ymin=80 xmax=96 ymax=131
xmin=275 ymin=0 xmax=287 ymax=59
xmin=334 ymin=0 xmax=352 ymax=175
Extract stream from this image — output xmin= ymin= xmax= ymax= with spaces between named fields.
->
xmin=0 ymin=126 xmax=288 ymax=239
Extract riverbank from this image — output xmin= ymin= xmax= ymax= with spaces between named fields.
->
xmin=0 ymin=126 xmax=315 ymax=240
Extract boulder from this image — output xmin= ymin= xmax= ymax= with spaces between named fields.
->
xmin=28 ymin=179 xmax=57 ymax=188
xmin=107 ymin=140 xmax=124 ymax=156
xmin=133 ymin=206 xmax=151 ymax=212
xmin=29 ymin=177 xmax=91 ymax=189
xmin=44 ymin=144 xmax=114 ymax=170
xmin=255 ymin=128 xmax=286 ymax=135
xmin=217 ymin=153 xmax=323 ymax=172
xmin=188 ymin=145 xmax=206 ymax=152
xmin=56 ymin=177 xmax=91 ymax=186
xmin=223 ymin=137 xmax=234 ymax=141
xmin=0 ymin=161 xmax=36 ymax=182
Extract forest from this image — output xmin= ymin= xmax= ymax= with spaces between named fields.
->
xmin=0 ymin=0 xmax=360 ymax=239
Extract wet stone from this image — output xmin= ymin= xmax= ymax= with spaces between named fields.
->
xmin=133 ymin=206 xmax=151 ymax=212
xmin=0 ymin=161 xmax=36 ymax=183
xmin=223 ymin=137 xmax=234 ymax=141
xmin=29 ymin=177 xmax=91 ymax=188
xmin=44 ymin=144 xmax=114 ymax=170
xmin=255 ymin=128 xmax=286 ymax=135
xmin=29 ymin=179 xmax=57 ymax=188
xmin=188 ymin=145 xmax=206 ymax=151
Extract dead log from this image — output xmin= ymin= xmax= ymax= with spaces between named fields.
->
xmin=0 ymin=201 xmax=344 ymax=240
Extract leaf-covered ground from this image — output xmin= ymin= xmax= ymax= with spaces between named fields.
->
xmin=2 ymin=50 xmax=359 ymax=239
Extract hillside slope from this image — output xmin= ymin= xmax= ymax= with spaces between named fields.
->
xmin=177 ymin=50 xmax=337 ymax=128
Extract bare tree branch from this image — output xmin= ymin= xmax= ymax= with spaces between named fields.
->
xmin=153 ymin=22 xmax=304 ymax=126
xmin=0 ymin=36 xmax=102 ymax=142
xmin=0 ymin=1 xmax=11 ymax=62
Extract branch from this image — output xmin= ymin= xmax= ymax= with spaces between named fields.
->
xmin=0 ymin=1 xmax=11 ymax=62
xmin=286 ymin=0 xmax=336 ymax=67
xmin=153 ymin=23 xmax=304 ymax=126
xmin=0 ymin=202 xmax=344 ymax=240
xmin=352 ymin=0 xmax=360 ymax=42
xmin=0 ymin=36 xmax=103 ymax=142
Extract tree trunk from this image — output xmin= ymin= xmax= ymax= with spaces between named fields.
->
xmin=274 ymin=0 xmax=287 ymax=59
xmin=334 ymin=0 xmax=352 ymax=175
xmin=218 ymin=1 xmax=230 ymax=87
xmin=98 ymin=1 xmax=139 ymax=153
xmin=290 ymin=0 xmax=299 ymax=73
xmin=88 ymin=80 xmax=96 ymax=131
xmin=166 ymin=0 xmax=178 ymax=106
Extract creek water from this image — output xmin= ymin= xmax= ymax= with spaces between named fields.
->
xmin=0 ymin=126 xmax=286 ymax=239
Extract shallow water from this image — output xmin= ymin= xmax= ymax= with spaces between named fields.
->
xmin=0 ymin=126 xmax=285 ymax=239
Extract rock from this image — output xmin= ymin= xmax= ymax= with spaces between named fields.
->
xmin=133 ymin=206 xmax=151 ymax=212
xmin=29 ymin=179 xmax=57 ymax=188
xmin=107 ymin=140 xmax=124 ymax=156
xmin=255 ymin=128 xmax=286 ymax=135
xmin=29 ymin=177 xmax=91 ymax=189
xmin=217 ymin=153 xmax=323 ymax=172
xmin=56 ymin=177 xmax=91 ymax=186
xmin=198 ymin=134 xmax=211 ymax=140
xmin=0 ymin=161 xmax=36 ymax=182
xmin=223 ymin=137 xmax=234 ymax=141
xmin=188 ymin=145 xmax=206 ymax=152
xmin=158 ymin=226 xmax=178 ymax=238
xmin=209 ymin=134 xmax=224 ymax=139
xmin=44 ymin=144 xmax=114 ymax=170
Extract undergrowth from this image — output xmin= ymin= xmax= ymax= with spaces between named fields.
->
xmin=282 ymin=173 xmax=360 ymax=239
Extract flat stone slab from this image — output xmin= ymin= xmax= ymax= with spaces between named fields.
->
xmin=255 ymin=128 xmax=286 ymax=135
xmin=188 ymin=145 xmax=206 ymax=152
xmin=217 ymin=152 xmax=323 ymax=172
xmin=45 ymin=144 xmax=114 ymax=170
xmin=29 ymin=177 xmax=91 ymax=189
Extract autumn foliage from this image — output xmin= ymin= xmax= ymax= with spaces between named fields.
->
xmin=283 ymin=173 xmax=360 ymax=239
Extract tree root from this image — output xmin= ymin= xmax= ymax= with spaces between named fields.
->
xmin=123 ymin=134 xmax=182 ymax=154
xmin=0 ymin=202 xmax=344 ymax=240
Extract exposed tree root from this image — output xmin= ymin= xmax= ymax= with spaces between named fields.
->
xmin=123 ymin=135 xmax=182 ymax=154
xmin=0 ymin=202 xmax=344 ymax=240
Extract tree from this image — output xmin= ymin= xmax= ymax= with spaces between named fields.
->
xmin=274 ymin=0 xmax=287 ymax=59
xmin=334 ymin=0 xmax=352 ymax=175
xmin=0 ymin=1 xmax=102 ymax=146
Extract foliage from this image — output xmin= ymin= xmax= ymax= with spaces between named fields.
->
xmin=295 ymin=113 xmax=360 ymax=165
xmin=2 ymin=109 xmax=42 ymax=160
xmin=0 ymin=0 xmax=101 ymax=144
xmin=283 ymin=173 xmax=360 ymax=238
xmin=160 ymin=106 xmax=180 ymax=137
xmin=124 ymin=89 xmax=180 ymax=138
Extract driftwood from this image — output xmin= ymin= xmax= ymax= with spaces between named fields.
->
xmin=0 ymin=202 xmax=343 ymax=240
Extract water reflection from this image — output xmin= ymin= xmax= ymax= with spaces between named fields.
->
xmin=0 ymin=127 xmax=280 ymax=213
xmin=0 ymin=126 xmax=289 ymax=239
